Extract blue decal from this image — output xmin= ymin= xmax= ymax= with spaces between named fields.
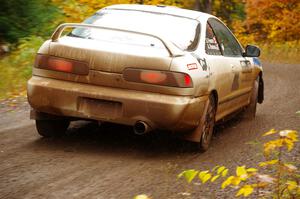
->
xmin=253 ymin=57 xmax=262 ymax=67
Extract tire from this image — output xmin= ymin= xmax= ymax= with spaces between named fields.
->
xmin=243 ymin=78 xmax=259 ymax=119
xmin=36 ymin=120 xmax=70 ymax=138
xmin=198 ymin=94 xmax=217 ymax=152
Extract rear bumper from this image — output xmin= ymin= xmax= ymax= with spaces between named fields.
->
xmin=27 ymin=76 xmax=208 ymax=131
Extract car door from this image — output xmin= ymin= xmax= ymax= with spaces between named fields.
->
xmin=203 ymin=21 xmax=235 ymax=120
xmin=208 ymin=18 xmax=252 ymax=117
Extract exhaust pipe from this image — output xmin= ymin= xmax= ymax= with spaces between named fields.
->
xmin=133 ymin=121 xmax=151 ymax=135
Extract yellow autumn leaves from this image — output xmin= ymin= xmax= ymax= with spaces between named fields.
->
xmin=177 ymin=165 xmax=259 ymax=197
xmin=134 ymin=194 xmax=151 ymax=199
xmin=177 ymin=129 xmax=300 ymax=198
xmin=263 ymin=129 xmax=298 ymax=156
xmin=50 ymin=0 xmax=192 ymax=23
xmin=177 ymin=165 xmax=229 ymax=185
xmin=220 ymin=166 xmax=258 ymax=197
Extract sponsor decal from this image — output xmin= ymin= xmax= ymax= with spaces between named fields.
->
xmin=190 ymin=53 xmax=208 ymax=71
xmin=187 ymin=63 xmax=198 ymax=70
xmin=253 ymin=57 xmax=262 ymax=66
xmin=231 ymin=73 xmax=240 ymax=91
xmin=206 ymin=38 xmax=220 ymax=50
xmin=199 ymin=58 xmax=208 ymax=71
xmin=240 ymin=60 xmax=252 ymax=73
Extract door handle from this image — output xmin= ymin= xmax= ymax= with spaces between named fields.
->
xmin=231 ymin=64 xmax=236 ymax=71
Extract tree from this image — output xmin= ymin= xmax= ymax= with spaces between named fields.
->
xmin=244 ymin=0 xmax=300 ymax=42
xmin=194 ymin=0 xmax=213 ymax=13
xmin=51 ymin=0 xmax=189 ymax=23
xmin=193 ymin=0 xmax=245 ymax=28
xmin=214 ymin=0 xmax=245 ymax=25
xmin=0 ymin=0 xmax=60 ymax=43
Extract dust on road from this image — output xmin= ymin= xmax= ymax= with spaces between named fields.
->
xmin=0 ymin=63 xmax=299 ymax=199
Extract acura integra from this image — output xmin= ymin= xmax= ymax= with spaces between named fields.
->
xmin=27 ymin=4 xmax=264 ymax=151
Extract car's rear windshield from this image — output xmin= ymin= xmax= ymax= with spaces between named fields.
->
xmin=69 ymin=9 xmax=200 ymax=51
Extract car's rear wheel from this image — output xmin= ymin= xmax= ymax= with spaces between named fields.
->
xmin=36 ymin=120 xmax=70 ymax=138
xmin=198 ymin=94 xmax=216 ymax=152
xmin=243 ymin=78 xmax=259 ymax=119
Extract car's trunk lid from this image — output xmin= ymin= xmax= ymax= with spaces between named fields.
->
xmin=48 ymin=36 xmax=172 ymax=73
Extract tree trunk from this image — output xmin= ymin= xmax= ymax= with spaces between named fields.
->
xmin=194 ymin=0 xmax=213 ymax=14
xmin=205 ymin=0 xmax=212 ymax=14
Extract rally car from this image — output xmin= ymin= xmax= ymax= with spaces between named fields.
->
xmin=27 ymin=4 xmax=264 ymax=151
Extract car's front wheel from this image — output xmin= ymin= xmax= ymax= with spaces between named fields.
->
xmin=36 ymin=120 xmax=70 ymax=138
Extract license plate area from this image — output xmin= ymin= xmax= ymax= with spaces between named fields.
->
xmin=78 ymin=97 xmax=122 ymax=119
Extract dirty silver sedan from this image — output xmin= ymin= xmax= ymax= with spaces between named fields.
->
xmin=27 ymin=4 xmax=264 ymax=151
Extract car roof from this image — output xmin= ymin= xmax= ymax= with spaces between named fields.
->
xmin=101 ymin=4 xmax=213 ymax=21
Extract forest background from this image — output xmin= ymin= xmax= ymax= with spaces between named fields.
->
xmin=0 ymin=0 xmax=299 ymax=99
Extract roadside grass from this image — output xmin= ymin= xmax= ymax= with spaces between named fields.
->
xmin=0 ymin=40 xmax=299 ymax=100
xmin=0 ymin=36 xmax=43 ymax=100
xmin=259 ymin=41 xmax=300 ymax=64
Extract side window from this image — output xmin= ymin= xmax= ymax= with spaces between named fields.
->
xmin=205 ymin=23 xmax=222 ymax=55
xmin=208 ymin=18 xmax=243 ymax=57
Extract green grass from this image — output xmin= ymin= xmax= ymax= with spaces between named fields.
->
xmin=0 ymin=36 xmax=43 ymax=100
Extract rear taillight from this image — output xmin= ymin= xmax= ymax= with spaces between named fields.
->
xmin=123 ymin=68 xmax=193 ymax=88
xmin=140 ymin=71 xmax=167 ymax=84
xmin=34 ymin=54 xmax=89 ymax=75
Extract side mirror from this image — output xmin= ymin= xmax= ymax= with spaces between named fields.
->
xmin=243 ymin=45 xmax=260 ymax=57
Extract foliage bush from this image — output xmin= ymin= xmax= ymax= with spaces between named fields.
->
xmin=177 ymin=129 xmax=300 ymax=198
xmin=134 ymin=129 xmax=299 ymax=198
xmin=0 ymin=0 xmax=60 ymax=43
xmin=244 ymin=0 xmax=299 ymax=42
xmin=0 ymin=36 xmax=44 ymax=99
xmin=258 ymin=41 xmax=300 ymax=64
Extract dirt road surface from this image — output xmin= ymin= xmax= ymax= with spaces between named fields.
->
xmin=0 ymin=63 xmax=299 ymax=199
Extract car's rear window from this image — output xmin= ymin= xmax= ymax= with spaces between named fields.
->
xmin=69 ymin=9 xmax=200 ymax=51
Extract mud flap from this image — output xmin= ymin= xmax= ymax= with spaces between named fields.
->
xmin=182 ymin=99 xmax=210 ymax=142
xmin=30 ymin=109 xmax=72 ymax=120
xmin=258 ymin=77 xmax=264 ymax=104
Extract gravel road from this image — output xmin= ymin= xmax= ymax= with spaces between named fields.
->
xmin=0 ymin=62 xmax=299 ymax=199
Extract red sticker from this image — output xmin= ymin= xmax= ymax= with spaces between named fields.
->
xmin=187 ymin=63 xmax=198 ymax=70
